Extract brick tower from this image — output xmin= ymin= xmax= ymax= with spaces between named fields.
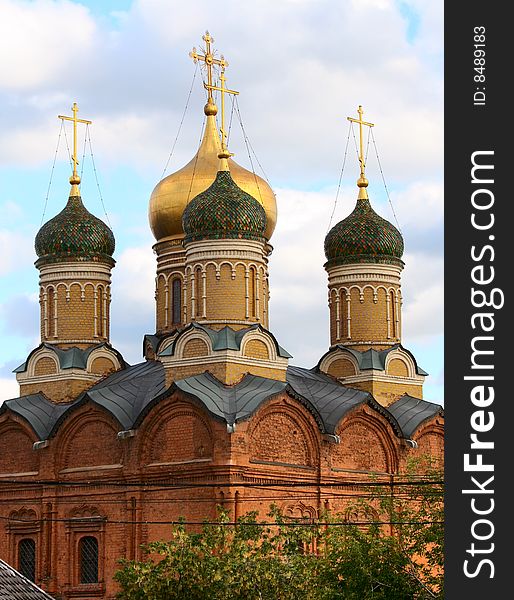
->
xmin=318 ymin=106 xmax=426 ymax=406
xmin=15 ymin=104 xmax=125 ymax=402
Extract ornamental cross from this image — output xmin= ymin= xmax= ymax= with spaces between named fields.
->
xmin=204 ymin=65 xmax=239 ymax=156
xmin=58 ymin=102 xmax=92 ymax=184
xmin=189 ymin=31 xmax=228 ymax=103
xmin=347 ymin=105 xmax=374 ymax=182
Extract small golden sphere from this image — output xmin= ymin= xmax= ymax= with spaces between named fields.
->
xmin=69 ymin=174 xmax=81 ymax=185
xmin=357 ymin=176 xmax=369 ymax=188
xmin=204 ymin=101 xmax=218 ymax=116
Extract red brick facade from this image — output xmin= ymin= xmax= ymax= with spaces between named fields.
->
xmin=0 ymin=385 xmax=443 ymax=599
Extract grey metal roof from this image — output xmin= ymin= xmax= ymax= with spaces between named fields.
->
xmin=0 ymin=560 xmax=54 ymax=599
xmin=2 ymin=361 xmax=440 ymax=442
xmin=175 ymin=372 xmax=287 ymax=426
xmin=13 ymin=342 xmax=127 ymax=374
xmin=1 ymin=394 xmax=71 ymax=440
xmin=86 ymin=360 xmax=168 ymax=430
xmin=158 ymin=323 xmax=293 ymax=358
xmin=387 ymin=394 xmax=444 ymax=438
xmin=318 ymin=344 xmax=429 ymax=376
xmin=286 ymin=365 xmax=375 ymax=434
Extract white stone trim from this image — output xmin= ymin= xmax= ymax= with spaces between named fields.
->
xmin=173 ymin=329 xmax=214 ymax=358
xmin=337 ymin=371 xmax=425 ymax=386
xmin=86 ymin=347 xmax=121 ymax=373
xmin=327 ymin=262 xmax=402 ymax=284
xmin=383 ymin=346 xmax=416 ymax=378
xmin=318 ymin=349 xmax=360 ymax=376
xmin=17 ymin=369 xmax=99 ymax=385
xmin=240 ymin=329 xmax=279 ymax=361
xmin=160 ymin=351 xmax=289 ymax=373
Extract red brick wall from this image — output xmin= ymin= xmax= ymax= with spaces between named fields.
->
xmin=0 ymin=389 xmax=443 ymax=599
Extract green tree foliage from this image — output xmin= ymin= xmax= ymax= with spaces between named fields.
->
xmin=115 ymin=462 xmax=443 ymax=600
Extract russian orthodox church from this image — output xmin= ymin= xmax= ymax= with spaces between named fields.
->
xmin=0 ymin=33 xmax=443 ymax=600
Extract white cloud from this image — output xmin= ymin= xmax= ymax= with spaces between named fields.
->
xmin=402 ymin=252 xmax=444 ymax=341
xmin=0 ymin=377 xmax=19 ymax=403
xmin=110 ymin=245 xmax=155 ymax=363
xmin=0 ymin=0 xmax=443 ymax=185
xmin=392 ymin=181 xmax=443 ymax=232
xmin=0 ymin=0 xmax=97 ymax=90
xmin=0 ymin=230 xmax=35 ymax=275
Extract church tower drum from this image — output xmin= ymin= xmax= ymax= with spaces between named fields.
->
xmin=324 ymin=106 xmax=404 ymax=351
xmin=319 ymin=106 xmax=425 ymax=406
xmin=15 ymin=103 xmax=125 ymax=402
xmin=34 ymin=104 xmax=116 ymax=349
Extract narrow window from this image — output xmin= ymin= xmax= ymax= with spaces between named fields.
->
xmin=249 ymin=266 xmax=256 ymax=318
xmin=98 ymin=286 xmax=105 ymax=337
xmin=18 ymin=538 xmax=36 ymax=582
xmin=47 ymin=288 xmax=55 ymax=337
xmin=195 ymin=268 xmax=202 ymax=318
xmin=79 ymin=536 xmax=99 ymax=584
xmin=390 ymin=290 xmax=396 ymax=337
xmin=172 ymin=278 xmax=182 ymax=325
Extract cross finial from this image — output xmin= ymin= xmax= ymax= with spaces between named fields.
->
xmin=204 ymin=63 xmax=239 ymax=159
xmin=58 ymin=102 xmax=92 ymax=187
xmin=190 ymin=32 xmax=239 ymax=159
xmin=189 ymin=31 xmax=228 ymax=107
xmin=347 ymin=105 xmax=374 ymax=199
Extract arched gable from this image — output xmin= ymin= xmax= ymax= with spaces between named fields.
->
xmin=0 ymin=418 xmax=39 ymax=475
xmin=54 ymin=407 xmax=123 ymax=473
xmin=138 ymin=396 xmax=214 ymax=467
xmin=248 ymin=397 xmax=319 ymax=468
xmin=331 ymin=405 xmax=400 ymax=473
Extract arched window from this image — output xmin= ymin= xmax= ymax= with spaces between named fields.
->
xmin=79 ymin=536 xmax=99 ymax=584
xmin=195 ymin=268 xmax=203 ymax=318
xmin=47 ymin=287 xmax=55 ymax=338
xmin=249 ymin=266 xmax=256 ymax=318
xmin=18 ymin=538 xmax=36 ymax=582
xmin=172 ymin=278 xmax=182 ymax=325
xmin=390 ymin=290 xmax=396 ymax=337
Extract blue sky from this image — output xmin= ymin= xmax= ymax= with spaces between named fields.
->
xmin=0 ymin=0 xmax=443 ymax=403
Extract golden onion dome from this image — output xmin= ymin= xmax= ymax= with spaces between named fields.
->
xmin=149 ymin=104 xmax=277 ymax=242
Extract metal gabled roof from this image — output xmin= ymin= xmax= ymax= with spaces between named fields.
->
xmin=2 ymin=359 xmax=442 ymax=443
xmin=85 ymin=360 xmax=167 ymax=431
xmin=387 ymin=394 xmax=444 ymax=438
xmin=317 ymin=343 xmax=428 ymax=376
xmin=158 ymin=323 xmax=293 ymax=358
xmin=0 ymin=559 xmax=54 ymax=599
xmin=13 ymin=342 xmax=127 ymax=374
xmin=175 ymin=371 xmax=287 ymax=426
xmin=286 ymin=365 xmax=373 ymax=434
xmin=1 ymin=394 xmax=71 ymax=440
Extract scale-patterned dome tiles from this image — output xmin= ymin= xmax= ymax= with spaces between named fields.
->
xmin=324 ymin=197 xmax=404 ymax=266
xmin=183 ymin=170 xmax=267 ymax=243
xmin=35 ymin=194 xmax=115 ymax=264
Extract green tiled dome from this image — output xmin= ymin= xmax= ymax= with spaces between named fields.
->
xmin=35 ymin=194 xmax=115 ymax=265
xmin=182 ymin=170 xmax=266 ymax=243
xmin=324 ymin=197 xmax=404 ymax=267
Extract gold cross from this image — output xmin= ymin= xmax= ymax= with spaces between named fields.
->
xmin=204 ymin=64 xmax=239 ymax=157
xmin=189 ymin=31 xmax=228 ymax=104
xmin=58 ymin=102 xmax=92 ymax=185
xmin=347 ymin=105 xmax=374 ymax=192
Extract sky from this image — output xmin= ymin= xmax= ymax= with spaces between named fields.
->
xmin=0 ymin=0 xmax=443 ymax=404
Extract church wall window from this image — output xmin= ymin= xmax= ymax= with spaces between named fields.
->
xmin=79 ymin=535 xmax=99 ymax=584
xmin=18 ymin=538 xmax=36 ymax=582
xmin=172 ymin=278 xmax=182 ymax=325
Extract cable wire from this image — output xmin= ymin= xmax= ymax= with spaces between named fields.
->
xmin=41 ymin=119 xmax=65 ymax=225
xmin=159 ymin=62 xmax=199 ymax=180
xmin=327 ymin=122 xmax=352 ymax=232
